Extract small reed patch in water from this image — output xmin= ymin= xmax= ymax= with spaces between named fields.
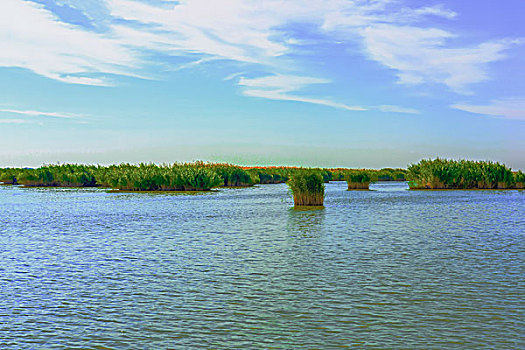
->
xmin=287 ymin=171 xmax=325 ymax=206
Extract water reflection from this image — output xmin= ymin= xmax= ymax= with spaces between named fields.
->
xmin=287 ymin=206 xmax=325 ymax=237
xmin=368 ymin=181 xmax=409 ymax=191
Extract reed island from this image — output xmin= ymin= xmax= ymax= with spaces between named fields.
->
xmin=0 ymin=159 xmax=523 ymax=207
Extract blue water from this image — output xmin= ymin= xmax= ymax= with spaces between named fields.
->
xmin=1 ymin=182 xmax=524 ymax=348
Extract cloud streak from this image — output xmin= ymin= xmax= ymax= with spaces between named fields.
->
xmin=0 ymin=108 xmax=84 ymax=119
xmin=361 ymin=25 xmax=519 ymax=93
xmin=452 ymin=98 xmax=525 ymax=120
xmin=0 ymin=118 xmax=28 ymax=124
xmin=238 ymin=74 xmax=366 ymax=111
xmin=377 ymin=105 xmax=420 ymax=114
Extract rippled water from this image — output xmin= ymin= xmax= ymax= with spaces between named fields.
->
xmin=1 ymin=182 xmax=524 ymax=349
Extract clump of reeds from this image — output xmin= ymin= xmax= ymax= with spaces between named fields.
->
xmin=287 ymin=171 xmax=325 ymax=206
xmin=208 ymin=164 xmax=254 ymax=187
xmin=407 ymin=158 xmax=516 ymax=189
xmin=346 ymin=170 xmax=377 ymax=190
xmin=98 ymin=162 xmax=222 ymax=191
xmin=515 ymin=171 xmax=525 ymax=189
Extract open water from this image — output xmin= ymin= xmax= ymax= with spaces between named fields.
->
xmin=1 ymin=182 xmax=524 ymax=349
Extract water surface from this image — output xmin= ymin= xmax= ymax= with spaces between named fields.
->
xmin=1 ymin=182 xmax=524 ymax=348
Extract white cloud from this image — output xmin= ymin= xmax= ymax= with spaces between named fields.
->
xmin=239 ymin=75 xmax=330 ymax=91
xmin=452 ymin=98 xmax=525 ymax=120
xmin=0 ymin=108 xmax=84 ymax=119
xmin=360 ymin=25 xmax=517 ymax=93
xmin=378 ymin=105 xmax=420 ymax=114
xmin=238 ymin=74 xmax=366 ymax=111
xmin=0 ymin=0 xmax=519 ymax=106
xmin=0 ymin=0 xmax=137 ymax=86
xmin=403 ymin=5 xmax=458 ymax=20
xmin=0 ymin=119 xmax=28 ymax=124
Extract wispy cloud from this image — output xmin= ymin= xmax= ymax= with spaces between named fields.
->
xmin=238 ymin=75 xmax=422 ymax=113
xmin=0 ymin=118 xmax=28 ymax=124
xmin=377 ymin=105 xmax=420 ymax=114
xmin=0 ymin=0 xmax=137 ymax=86
xmin=452 ymin=98 xmax=525 ymax=120
xmin=238 ymin=74 xmax=366 ymax=111
xmin=0 ymin=0 xmax=520 ymax=106
xmin=360 ymin=25 xmax=519 ymax=93
xmin=0 ymin=108 xmax=84 ymax=119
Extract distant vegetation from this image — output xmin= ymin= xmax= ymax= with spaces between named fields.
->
xmin=407 ymin=158 xmax=521 ymax=189
xmin=1 ymin=159 xmax=522 ymax=192
xmin=0 ymin=163 xmax=331 ymax=191
xmin=0 ymin=163 xmax=223 ymax=191
xmin=287 ymin=171 xmax=325 ymax=206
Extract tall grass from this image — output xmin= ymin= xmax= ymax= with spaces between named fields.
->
xmin=0 ymin=167 xmax=24 ymax=184
xmin=211 ymin=164 xmax=255 ymax=187
xmin=4 ymin=160 xmax=517 ymax=192
xmin=244 ymin=167 xmax=292 ymax=184
xmin=407 ymin=158 xmax=516 ymax=189
xmin=346 ymin=170 xmax=377 ymax=190
xmin=0 ymin=165 xmax=98 ymax=187
xmin=287 ymin=171 xmax=324 ymax=206
xmin=515 ymin=171 xmax=525 ymax=189
xmin=0 ymin=163 xmax=223 ymax=191
xmin=377 ymin=168 xmax=406 ymax=181
xmin=98 ymin=163 xmax=222 ymax=191
xmin=330 ymin=168 xmax=350 ymax=181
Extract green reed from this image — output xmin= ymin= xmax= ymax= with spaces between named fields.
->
xmin=514 ymin=171 xmax=525 ymax=189
xmin=346 ymin=170 xmax=378 ymax=190
xmin=407 ymin=158 xmax=516 ymax=189
xmin=287 ymin=171 xmax=325 ymax=206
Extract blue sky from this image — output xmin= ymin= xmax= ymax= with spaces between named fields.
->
xmin=1 ymin=0 xmax=524 ymax=169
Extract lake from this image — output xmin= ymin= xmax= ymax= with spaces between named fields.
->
xmin=1 ymin=182 xmax=524 ymax=348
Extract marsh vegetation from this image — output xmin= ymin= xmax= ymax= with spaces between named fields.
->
xmin=0 ymin=159 xmax=522 ymax=194
xmin=286 ymin=171 xmax=325 ymax=206
xmin=407 ymin=158 xmax=520 ymax=189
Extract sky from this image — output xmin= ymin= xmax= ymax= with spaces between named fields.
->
xmin=1 ymin=0 xmax=524 ymax=169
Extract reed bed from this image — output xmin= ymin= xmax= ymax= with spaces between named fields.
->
xmin=0 ymin=165 xmax=99 ymax=187
xmin=330 ymin=168 xmax=351 ymax=181
xmin=0 ymin=163 xmax=223 ymax=191
xmin=97 ymin=163 xmax=223 ymax=191
xmin=287 ymin=171 xmax=325 ymax=206
xmin=2 ymin=160 xmax=520 ymax=192
xmin=515 ymin=171 xmax=525 ymax=189
xmin=346 ymin=170 xmax=378 ymax=190
xmin=207 ymin=164 xmax=254 ymax=187
xmin=407 ymin=158 xmax=517 ymax=189
xmin=244 ymin=167 xmax=290 ymax=184
xmin=377 ymin=168 xmax=407 ymax=181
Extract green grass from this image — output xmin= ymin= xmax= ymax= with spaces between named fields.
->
xmin=98 ymin=163 xmax=222 ymax=191
xmin=377 ymin=168 xmax=407 ymax=181
xmin=0 ymin=164 xmax=99 ymax=187
xmin=287 ymin=171 xmax=325 ymax=206
xmin=245 ymin=167 xmax=292 ymax=184
xmin=1 ymin=159 xmax=520 ymax=192
xmin=206 ymin=164 xmax=254 ymax=187
xmin=0 ymin=163 xmax=223 ymax=191
xmin=407 ymin=158 xmax=517 ymax=189
xmin=346 ymin=170 xmax=378 ymax=190
xmin=515 ymin=171 xmax=525 ymax=189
